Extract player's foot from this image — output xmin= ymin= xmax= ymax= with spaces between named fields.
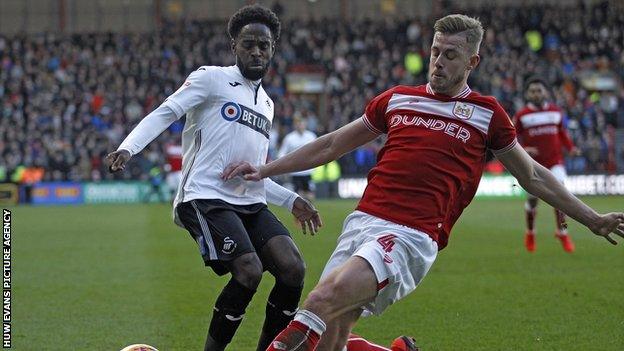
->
xmin=524 ymin=230 xmax=536 ymax=252
xmin=390 ymin=336 xmax=420 ymax=351
xmin=555 ymin=232 xmax=575 ymax=253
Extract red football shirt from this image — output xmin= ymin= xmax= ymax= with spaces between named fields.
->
xmin=357 ymin=84 xmax=517 ymax=250
xmin=513 ymin=103 xmax=574 ymax=169
xmin=165 ymin=144 xmax=183 ymax=172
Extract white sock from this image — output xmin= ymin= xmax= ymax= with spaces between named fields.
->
xmin=293 ymin=309 xmax=326 ymax=336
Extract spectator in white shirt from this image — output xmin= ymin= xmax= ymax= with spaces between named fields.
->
xmin=279 ymin=117 xmax=318 ymax=199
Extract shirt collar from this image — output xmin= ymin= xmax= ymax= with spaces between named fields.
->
xmin=232 ymin=65 xmax=262 ymax=85
xmin=426 ymin=83 xmax=472 ymax=98
xmin=527 ymin=102 xmax=548 ymax=110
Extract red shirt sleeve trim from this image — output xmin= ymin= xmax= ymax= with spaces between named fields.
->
xmin=361 ymin=115 xmax=384 ymax=134
xmin=491 ymin=138 xmax=518 ymax=155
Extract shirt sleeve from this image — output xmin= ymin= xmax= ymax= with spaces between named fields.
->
xmin=162 ymin=66 xmax=216 ymax=118
xmin=117 ymin=104 xmax=179 ymax=156
xmin=265 ymin=178 xmax=298 ymax=211
xmin=362 ymin=88 xmax=395 ymax=134
xmin=488 ymin=103 xmax=518 ymax=155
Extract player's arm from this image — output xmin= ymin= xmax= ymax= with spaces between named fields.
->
xmin=265 ymin=178 xmax=322 ymax=235
xmin=106 ymin=67 xmax=214 ymax=172
xmin=223 ymin=117 xmax=379 ymax=180
xmin=497 ymin=144 xmax=624 ymax=244
xmin=106 ymin=105 xmax=179 ymax=171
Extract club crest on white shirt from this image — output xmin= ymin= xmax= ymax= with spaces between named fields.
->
xmin=453 ymin=101 xmax=475 ymax=120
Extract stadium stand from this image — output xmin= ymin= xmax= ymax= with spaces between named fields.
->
xmin=0 ymin=1 xmax=622 ymax=187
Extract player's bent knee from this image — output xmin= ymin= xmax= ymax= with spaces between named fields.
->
xmin=276 ymin=255 xmax=306 ymax=287
xmin=230 ymin=254 xmax=263 ymax=289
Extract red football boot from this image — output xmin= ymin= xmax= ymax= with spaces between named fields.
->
xmin=525 ymin=230 xmax=536 ymax=252
xmin=555 ymin=232 xmax=575 ymax=253
xmin=390 ymin=336 xmax=420 ymax=351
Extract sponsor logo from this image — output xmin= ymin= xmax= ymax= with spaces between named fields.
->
xmin=221 ymin=102 xmax=242 ymax=121
xmin=389 ymin=114 xmax=471 ymax=143
xmin=453 ymin=101 xmax=475 ymax=120
xmin=183 ymin=81 xmax=191 ymax=87
xmin=528 ymin=125 xmax=558 ymax=136
xmin=229 ymin=81 xmax=241 ymax=87
xmin=222 ymin=236 xmax=237 ymax=254
xmin=265 ymin=99 xmax=271 ymax=109
xmin=220 ymin=102 xmax=272 ymax=138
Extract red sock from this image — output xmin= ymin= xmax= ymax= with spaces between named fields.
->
xmin=346 ymin=333 xmax=391 ymax=351
xmin=266 ymin=320 xmax=320 ymax=351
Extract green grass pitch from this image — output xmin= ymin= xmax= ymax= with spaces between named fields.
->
xmin=12 ymin=197 xmax=624 ymax=350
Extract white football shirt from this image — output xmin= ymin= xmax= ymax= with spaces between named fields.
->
xmin=164 ymin=65 xmax=276 ymax=208
xmin=118 ymin=65 xmax=294 ymax=226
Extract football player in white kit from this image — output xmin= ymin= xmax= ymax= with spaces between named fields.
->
xmin=105 ymin=5 xmax=322 ymax=351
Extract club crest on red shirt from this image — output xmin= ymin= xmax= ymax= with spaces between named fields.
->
xmin=453 ymin=102 xmax=474 ymax=120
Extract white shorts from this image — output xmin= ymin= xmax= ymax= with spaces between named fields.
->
xmin=320 ymin=211 xmax=438 ymax=315
xmin=527 ymin=164 xmax=567 ymax=200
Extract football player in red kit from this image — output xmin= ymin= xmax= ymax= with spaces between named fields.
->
xmin=513 ymin=77 xmax=580 ymax=253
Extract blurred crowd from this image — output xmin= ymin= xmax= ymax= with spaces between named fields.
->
xmin=1 ymin=1 xmax=623 ymax=185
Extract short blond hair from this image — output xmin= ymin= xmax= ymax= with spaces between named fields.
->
xmin=433 ymin=14 xmax=483 ymax=54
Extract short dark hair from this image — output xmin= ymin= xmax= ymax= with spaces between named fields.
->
xmin=524 ymin=76 xmax=549 ymax=92
xmin=228 ymin=5 xmax=281 ymax=41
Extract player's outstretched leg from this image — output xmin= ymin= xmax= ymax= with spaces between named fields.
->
xmin=554 ymin=209 xmax=575 ymax=253
xmin=205 ymin=253 xmax=263 ymax=351
xmin=524 ymin=198 xmax=538 ymax=252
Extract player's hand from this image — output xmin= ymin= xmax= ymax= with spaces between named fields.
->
xmin=105 ymin=149 xmax=131 ymax=173
xmin=221 ymin=161 xmax=264 ymax=181
xmin=291 ymin=197 xmax=323 ymax=235
xmin=587 ymin=212 xmax=624 ymax=245
xmin=524 ymin=146 xmax=539 ymax=157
